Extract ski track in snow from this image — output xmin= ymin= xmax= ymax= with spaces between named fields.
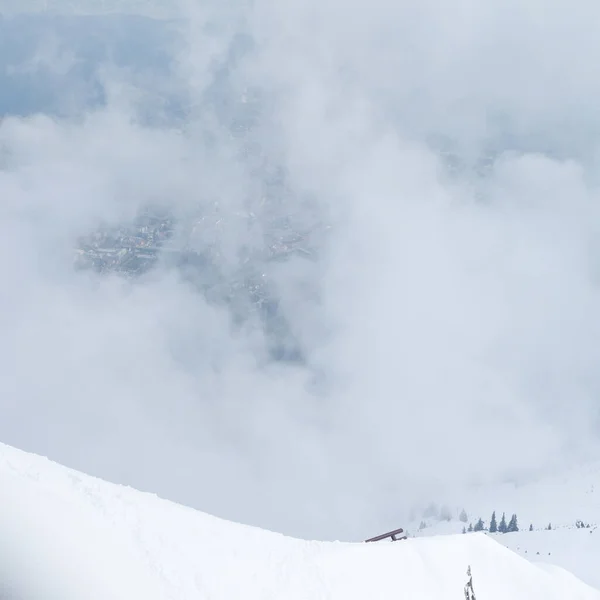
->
xmin=0 ymin=442 xmax=599 ymax=600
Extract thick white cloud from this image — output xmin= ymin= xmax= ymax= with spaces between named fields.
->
xmin=0 ymin=0 xmax=600 ymax=541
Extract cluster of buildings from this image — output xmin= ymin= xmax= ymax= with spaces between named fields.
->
xmin=74 ymin=208 xmax=319 ymax=278
xmin=73 ymin=212 xmax=176 ymax=275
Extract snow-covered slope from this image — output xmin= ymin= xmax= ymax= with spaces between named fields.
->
xmin=412 ymin=523 xmax=600 ymax=592
xmin=459 ymin=462 xmax=600 ymax=531
xmin=0 ymin=442 xmax=598 ymax=600
xmin=495 ymin=528 xmax=600 ymax=587
xmin=407 ymin=461 xmax=600 ymax=589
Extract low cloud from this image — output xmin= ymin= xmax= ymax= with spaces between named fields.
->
xmin=0 ymin=0 xmax=599 ymax=541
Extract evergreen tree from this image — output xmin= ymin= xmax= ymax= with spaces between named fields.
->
xmin=473 ymin=518 xmax=485 ymax=532
xmin=507 ymin=514 xmax=519 ymax=532
xmin=489 ymin=511 xmax=498 ymax=533
xmin=498 ymin=512 xmax=508 ymax=533
xmin=468 ymin=523 xmax=473 ymax=532
xmin=464 ymin=566 xmax=476 ymax=600
xmin=547 ymin=523 xmax=552 ymax=530
xmin=529 ymin=523 xmax=533 ymax=531
xmin=459 ymin=509 xmax=468 ymax=523
xmin=462 ymin=526 xmax=467 ymax=534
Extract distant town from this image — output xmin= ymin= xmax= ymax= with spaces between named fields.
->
xmin=74 ymin=210 xmax=176 ymax=276
xmin=74 ymin=208 xmax=318 ymax=278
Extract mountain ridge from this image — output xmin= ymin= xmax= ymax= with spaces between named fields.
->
xmin=1 ymin=441 xmax=599 ymax=600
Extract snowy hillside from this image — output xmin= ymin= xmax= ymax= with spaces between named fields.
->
xmin=457 ymin=462 xmax=600 ymax=530
xmin=407 ymin=462 xmax=600 ymax=589
xmin=496 ymin=528 xmax=600 ymax=589
xmin=412 ymin=524 xmax=600 ymax=592
xmin=0 ymin=443 xmax=599 ymax=600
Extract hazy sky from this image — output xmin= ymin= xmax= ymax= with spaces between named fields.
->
xmin=1 ymin=0 xmax=600 ymax=541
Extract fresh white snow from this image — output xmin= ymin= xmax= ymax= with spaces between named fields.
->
xmin=413 ymin=522 xmax=600 ymax=592
xmin=457 ymin=462 xmax=600 ymax=530
xmin=407 ymin=461 xmax=600 ymax=590
xmin=494 ymin=528 xmax=600 ymax=589
xmin=0 ymin=442 xmax=599 ymax=600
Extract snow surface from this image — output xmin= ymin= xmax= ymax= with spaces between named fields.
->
xmin=413 ymin=523 xmax=600 ymax=592
xmin=0 ymin=442 xmax=599 ymax=600
xmin=495 ymin=528 xmax=600 ymax=588
xmin=454 ymin=462 xmax=600 ymax=530
xmin=407 ymin=461 xmax=600 ymax=589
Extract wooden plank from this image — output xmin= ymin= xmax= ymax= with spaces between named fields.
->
xmin=364 ymin=527 xmax=406 ymax=543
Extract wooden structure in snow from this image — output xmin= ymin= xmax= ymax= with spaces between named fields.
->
xmin=364 ymin=527 xmax=407 ymax=543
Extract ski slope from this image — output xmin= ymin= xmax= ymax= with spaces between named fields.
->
xmin=407 ymin=461 xmax=600 ymax=589
xmin=495 ymin=528 xmax=600 ymax=588
xmin=455 ymin=461 xmax=600 ymax=530
xmin=413 ymin=522 xmax=600 ymax=592
xmin=0 ymin=442 xmax=598 ymax=600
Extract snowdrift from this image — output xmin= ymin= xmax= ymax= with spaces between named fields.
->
xmin=0 ymin=443 xmax=598 ymax=600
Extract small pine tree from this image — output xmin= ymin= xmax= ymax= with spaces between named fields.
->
xmin=462 ymin=526 xmax=467 ymax=534
xmin=529 ymin=523 xmax=533 ymax=531
xmin=507 ymin=514 xmax=519 ymax=532
xmin=498 ymin=513 xmax=508 ymax=533
xmin=464 ymin=566 xmax=476 ymax=600
xmin=547 ymin=523 xmax=552 ymax=530
xmin=468 ymin=523 xmax=473 ymax=532
xmin=489 ymin=511 xmax=498 ymax=533
xmin=473 ymin=518 xmax=485 ymax=532
xmin=459 ymin=509 xmax=468 ymax=523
